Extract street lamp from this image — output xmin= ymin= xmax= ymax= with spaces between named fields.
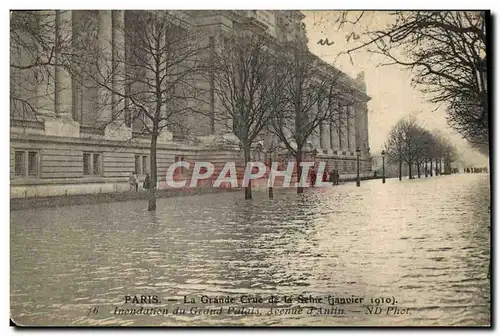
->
xmin=312 ymin=148 xmax=318 ymax=161
xmin=356 ymin=147 xmax=361 ymax=187
xmin=267 ymin=147 xmax=274 ymax=199
xmin=381 ymin=150 xmax=386 ymax=184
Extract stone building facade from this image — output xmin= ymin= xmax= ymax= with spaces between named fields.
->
xmin=10 ymin=10 xmax=372 ymax=198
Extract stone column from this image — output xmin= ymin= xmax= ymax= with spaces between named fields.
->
xmin=345 ymin=106 xmax=351 ymax=151
xmin=46 ymin=10 xmax=81 ymax=137
xmin=101 ymin=10 xmax=133 ymax=141
xmin=349 ymin=106 xmax=357 ymax=151
xmin=200 ymin=33 xmax=221 ymax=147
xmin=36 ymin=10 xmax=56 ymax=117
xmin=97 ymin=10 xmax=113 ymax=124
xmin=340 ymin=106 xmax=348 ymax=151
xmin=321 ymin=121 xmax=331 ymax=152
xmin=309 ymin=100 xmax=320 ymax=150
xmin=112 ymin=10 xmax=125 ymax=121
xmin=55 ymin=10 xmax=72 ymax=119
xmin=363 ymin=104 xmax=370 ymax=154
xmin=354 ymin=103 xmax=361 ymax=152
xmin=330 ymin=122 xmax=339 ymax=151
xmin=354 ymin=101 xmax=370 ymax=157
xmin=208 ymin=34 xmax=216 ymax=135
xmin=310 ymin=125 xmax=321 ymax=150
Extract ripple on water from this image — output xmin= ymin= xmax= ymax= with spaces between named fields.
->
xmin=10 ymin=174 xmax=491 ymax=326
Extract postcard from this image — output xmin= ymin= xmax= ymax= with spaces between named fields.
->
xmin=10 ymin=9 xmax=491 ymax=327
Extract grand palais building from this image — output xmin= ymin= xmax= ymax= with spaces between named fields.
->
xmin=10 ymin=10 xmax=372 ymax=197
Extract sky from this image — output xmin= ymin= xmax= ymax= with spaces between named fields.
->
xmin=301 ymin=11 xmax=489 ymax=166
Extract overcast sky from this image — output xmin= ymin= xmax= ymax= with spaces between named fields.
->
xmin=302 ymin=11 xmax=489 ymax=166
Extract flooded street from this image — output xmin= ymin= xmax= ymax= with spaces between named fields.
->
xmin=10 ymin=174 xmax=491 ymax=326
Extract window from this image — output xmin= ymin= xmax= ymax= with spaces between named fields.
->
xmin=134 ymin=154 xmax=149 ymax=174
xmin=28 ymin=151 xmax=39 ymax=176
xmin=14 ymin=150 xmax=39 ymax=177
xmin=92 ymin=153 xmax=101 ymax=175
xmin=14 ymin=151 xmax=25 ymax=176
xmin=135 ymin=155 xmax=141 ymax=174
xmin=83 ymin=153 xmax=91 ymax=175
xmin=142 ymin=155 xmax=148 ymax=174
xmin=83 ymin=152 xmax=102 ymax=176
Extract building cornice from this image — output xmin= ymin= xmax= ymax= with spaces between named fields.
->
xmin=10 ymin=132 xmax=203 ymax=151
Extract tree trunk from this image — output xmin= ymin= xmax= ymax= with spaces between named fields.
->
xmin=424 ymin=161 xmax=428 ymax=177
xmin=148 ymin=133 xmax=158 ymax=211
xmin=408 ymin=162 xmax=413 ymax=179
xmin=430 ymin=160 xmax=433 ymax=176
xmin=296 ymin=149 xmax=304 ymax=194
xmin=398 ymin=160 xmax=402 ymax=181
xmin=243 ymin=145 xmax=252 ymax=200
xmin=417 ymin=164 xmax=421 ymax=178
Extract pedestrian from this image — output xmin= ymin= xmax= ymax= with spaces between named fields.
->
xmin=329 ymin=169 xmax=335 ymax=184
xmin=322 ymin=169 xmax=329 ymax=183
xmin=335 ymin=170 xmax=340 ymax=185
xmin=134 ymin=172 xmax=139 ymax=191
xmin=143 ymin=173 xmax=150 ymax=191
xmin=129 ymin=172 xmax=136 ymax=191
xmin=310 ymin=167 xmax=317 ymax=187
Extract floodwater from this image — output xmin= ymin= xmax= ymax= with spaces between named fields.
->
xmin=11 ymin=174 xmax=491 ymax=326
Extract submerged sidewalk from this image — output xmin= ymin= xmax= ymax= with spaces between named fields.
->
xmin=10 ymin=175 xmax=382 ymax=211
xmin=10 ymin=187 xmax=241 ymax=211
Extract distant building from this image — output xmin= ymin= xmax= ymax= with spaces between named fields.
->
xmin=10 ymin=10 xmax=372 ymax=197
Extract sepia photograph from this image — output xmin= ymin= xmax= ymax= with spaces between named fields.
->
xmin=9 ymin=7 xmax=491 ymax=327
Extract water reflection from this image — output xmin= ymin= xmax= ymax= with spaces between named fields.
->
xmin=11 ymin=174 xmax=490 ymax=326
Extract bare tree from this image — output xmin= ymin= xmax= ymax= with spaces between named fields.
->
xmin=413 ymin=127 xmax=445 ymax=179
xmin=271 ymin=43 xmax=354 ymax=193
xmin=386 ymin=116 xmax=458 ymax=179
xmin=212 ymin=26 xmax=280 ymax=200
xmin=433 ymin=133 xmax=458 ymax=175
xmin=336 ymin=11 xmax=488 ymax=154
xmin=73 ymin=10 xmax=209 ymax=210
xmin=386 ymin=118 xmax=409 ymax=180
xmin=417 ymin=130 xmax=436 ymax=177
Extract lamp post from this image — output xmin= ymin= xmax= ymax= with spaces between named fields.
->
xmin=311 ymin=148 xmax=318 ymax=186
xmin=312 ymin=148 xmax=318 ymax=161
xmin=381 ymin=150 xmax=386 ymax=184
xmin=356 ymin=147 xmax=361 ymax=187
xmin=267 ymin=147 xmax=274 ymax=199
